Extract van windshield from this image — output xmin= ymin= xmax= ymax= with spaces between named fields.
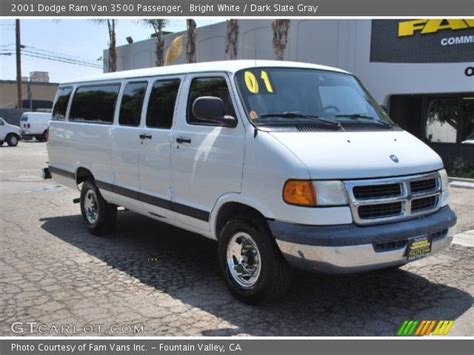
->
xmin=235 ymin=67 xmax=394 ymax=128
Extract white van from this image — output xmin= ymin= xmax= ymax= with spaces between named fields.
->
xmin=20 ymin=112 xmax=51 ymax=141
xmin=46 ymin=61 xmax=457 ymax=303
xmin=0 ymin=117 xmax=21 ymax=146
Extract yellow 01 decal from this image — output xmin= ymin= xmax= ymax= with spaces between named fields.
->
xmin=260 ymin=70 xmax=274 ymax=93
xmin=244 ymin=71 xmax=259 ymax=94
xmin=244 ymin=70 xmax=274 ymax=94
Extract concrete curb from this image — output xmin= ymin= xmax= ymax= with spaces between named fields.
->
xmin=448 ymin=176 xmax=474 ymax=183
xmin=452 ymin=230 xmax=474 ymax=247
xmin=449 ymin=181 xmax=474 ymax=190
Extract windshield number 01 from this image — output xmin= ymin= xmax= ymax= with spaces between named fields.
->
xmin=244 ymin=70 xmax=274 ymax=94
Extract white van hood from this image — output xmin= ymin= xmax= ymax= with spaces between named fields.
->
xmin=269 ymin=130 xmax=443 ymax=179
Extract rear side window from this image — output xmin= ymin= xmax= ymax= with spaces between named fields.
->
xmin=52 ymin=87 xmax=72 ymax=121
xmin=187 ymin=77 xmax=235 ymax=125
xmin=70 ymin=84 xmax=120 ymax=124
xmin=146 ymin=79 xmax=181 ymax=129
xmin=20 ymin=115 xmax=28 ymax=121
xmin=119 ymin=81 xmax=147 ymax=127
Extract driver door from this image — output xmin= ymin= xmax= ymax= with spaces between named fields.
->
xmin=171 ymin=73 xmax=246 ymax=231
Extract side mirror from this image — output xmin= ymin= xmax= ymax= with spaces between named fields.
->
xmin=192 ymin=96 xmax=237 ymax=127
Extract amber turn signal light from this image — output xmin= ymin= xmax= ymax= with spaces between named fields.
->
xmin=283 ymin=180 xmax=317 ymax=206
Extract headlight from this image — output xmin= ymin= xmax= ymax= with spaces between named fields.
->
xmin=283 ymin=180 xmax=348 ymax=207
xmin=312 ymin=181 xmax=349 ymax=206
xmin=439 ymin=169 xmax=449 ymax=191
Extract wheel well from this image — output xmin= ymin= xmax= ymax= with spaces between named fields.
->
xmin=215 ymin=202 xmax=266 ymax=239
xmin=6 ymin=132 xmax=19 ymax=139
xmin=76 ymin=167 xmax=94 ymax=186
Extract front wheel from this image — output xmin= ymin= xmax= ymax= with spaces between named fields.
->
xmin=80 ymin=180 xmax=117 ymax=236
xmin=218 ymin=213 xmax=292 ymax=304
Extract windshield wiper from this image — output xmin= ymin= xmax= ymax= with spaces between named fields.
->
xmin=335 ymin=114 xmax=393 ymax=127
xmin=259 ymin=111 xmax=342 ymax=128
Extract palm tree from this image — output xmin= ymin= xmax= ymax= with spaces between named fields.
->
xmin=94 ymin=20 xmax=117 ymax=72
xmin=186 ymin=19 xmax=197 ymax=63
xmin=143 ymin=19 xmax=168 ymax=66
xmin=272 ymin=20 xmax=290 ymax=60
xmin=225 ymin=20 xmax=239 ymax=60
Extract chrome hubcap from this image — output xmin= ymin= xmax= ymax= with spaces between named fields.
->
xmin=84 ymin=190 xmax=98 ymax=224
xmin=11 ymin=136 xmax=17 ymax=145
xmin=226 ymin=232 xmax=262 ymax=289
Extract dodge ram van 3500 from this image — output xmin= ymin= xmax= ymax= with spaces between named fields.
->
xmin=46 ymin=60 xmax=457 ymax=303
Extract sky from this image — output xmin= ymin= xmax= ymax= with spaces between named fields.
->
xmin=0 ymin=19 xmax=222 ymax=83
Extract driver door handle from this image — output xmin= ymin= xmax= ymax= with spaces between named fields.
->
xmin=139 ymin=134 xmax=152 ymax=140
xmin=176 ymin=137 xmax=192 ymax=144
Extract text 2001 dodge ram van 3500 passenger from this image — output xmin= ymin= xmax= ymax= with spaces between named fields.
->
xmin=46 ymin=61 xmax=457 ymax=304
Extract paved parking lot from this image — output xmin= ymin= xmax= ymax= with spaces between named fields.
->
xmin=0 ymin=142 xmax=473 ymax=336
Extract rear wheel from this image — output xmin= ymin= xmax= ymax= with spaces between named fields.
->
xmin=80 ymin=179 xmax=117 ymax=236
xmin=38 ymin=130 xmax=49 ymax=142
xmin=218 ymin=212 xmax=292 ymax=304
xmin=6 ymin=134 xmax=19 ymax=147
xmin=43 ymin=129 xmax=49 ymax=142
xmin=0 ymin=141 xmax=3 ymax=146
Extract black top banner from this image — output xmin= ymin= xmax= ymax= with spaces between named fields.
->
xmin=0 ymin=0 xmax=473 ymax=16
xmin=371 ymin=19 xmax=474 ymax=63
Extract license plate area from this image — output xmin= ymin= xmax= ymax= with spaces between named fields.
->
xmin=406 ymin=236 xmax=432 ymax=261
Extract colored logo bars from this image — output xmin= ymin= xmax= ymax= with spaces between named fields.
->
xmin=396 ymin=320 xmax=454 ymax=336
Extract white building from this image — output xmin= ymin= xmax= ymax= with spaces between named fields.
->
xmin=105 ymin=19 xmax=474 ymax=169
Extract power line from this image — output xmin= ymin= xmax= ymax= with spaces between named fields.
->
xmin=0 ymin=49 xmax=102 ymax=69
xmin=21 ymin=49 xmax=102 ymax=68
xmin=24 ymin=45 xmax=100 ymax=65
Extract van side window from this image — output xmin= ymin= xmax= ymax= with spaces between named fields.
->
xmin=52 ymin=87 xmax=72 ymax=121
xmin=119 ymin=81 xmax=147 ymax=127
xmin=187 ymin=77 xmax=236 ymax=125
xmin=146 ymin=79 xmax=181 ymax=129
xmin=69 ymin=84 xmax=120 ymax=124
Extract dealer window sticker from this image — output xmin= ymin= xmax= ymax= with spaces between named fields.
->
xmin=244 ymin=70 xmax=275 ymax=94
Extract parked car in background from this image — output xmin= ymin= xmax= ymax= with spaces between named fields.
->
xmin=0 ymin=117 xmax=21 ymax=147
xmin=45 ymin=60 xmax=457 ymax=304
xmin=20 ymin=112 xmax=51 ymax=142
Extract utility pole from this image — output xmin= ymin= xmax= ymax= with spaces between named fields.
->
xmin=15 ymin=19 xmax=22 ymax=108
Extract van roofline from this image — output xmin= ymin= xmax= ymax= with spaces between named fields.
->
xmin=61 ymin=60 xmax=351 ymax=85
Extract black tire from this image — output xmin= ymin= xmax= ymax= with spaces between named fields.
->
xmin=6 ymin=134 xmax=19 ymax=147
xmin=35 ymin=135 xmax=43 ymax=141
xmin=0 ymin=141 xmax=3 ymax=146
xmin=218 ymin=212 xmax=292 ymax=304
xmin=42 ymin=129 xmax=49 ymax=142
xmin=80 ymin=179 xmax=117 ymax=236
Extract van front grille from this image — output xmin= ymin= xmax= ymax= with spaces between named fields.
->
xmin=358 ymin=202 xmax=403 ymax=219
xmin=411 ymin=195 xmax=438 ymax=212
xmin=410 ymin=178 xmax=437 ymax=194
xmin=353 ymin=183 xmax=401 ymax=200
xmin=344 ymin=172 xmax=442 ymax=225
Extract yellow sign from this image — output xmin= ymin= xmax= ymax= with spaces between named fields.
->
xmin=398 ymin=19 xmax=474 ymax=37
xmin=244 ymin=70 xmax=274 ymax=94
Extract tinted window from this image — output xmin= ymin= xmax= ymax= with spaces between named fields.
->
xmin=70 ymin=84 xmax=120 ymax=124
xmin=187 ymin=77 xmax=235 ymax=125
xmin=461 ymin=98 xmax=474 ymax=144
xmin=52 ymin=87 xmax=72 ymax=121
xmin=119 ymin=82 xmax=147 ymax=127
xmin=235 ymin=68 xmax=392 ymax=126
xmin=146 ymin=79 xmax=180 ymax=129
xmin=425 ymin=98 xmax=459 ymax=143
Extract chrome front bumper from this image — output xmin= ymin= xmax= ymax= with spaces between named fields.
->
xmin=276 ymin=227 xmax=454 ymax=273
xmin=270 ymin=206 xmax=457 ymax=273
